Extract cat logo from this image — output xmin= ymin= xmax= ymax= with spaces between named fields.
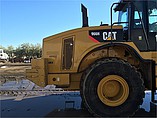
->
xmin=103 ymin=32 xmax=117 ymax=40
xmin=89 ymin=29 xmax=123 ymax=43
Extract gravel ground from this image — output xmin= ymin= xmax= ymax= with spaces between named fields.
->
xmin=0 ymin=63 xmax=156 ymax=117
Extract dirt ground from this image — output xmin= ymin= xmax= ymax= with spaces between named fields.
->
xmin=0 ymin=63 xmax=31 ymax=75
xmin=0 ymin=62 xmax=31 ymax=84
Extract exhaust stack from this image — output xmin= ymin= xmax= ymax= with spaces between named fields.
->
xmin=81 ymin=4 xmax=89 ymax=27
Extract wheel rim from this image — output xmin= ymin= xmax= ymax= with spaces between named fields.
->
xmin=97 ymin=75 xmax=129 ymax=107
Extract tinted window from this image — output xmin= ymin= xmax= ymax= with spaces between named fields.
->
xmin=133 ymin=2 xmax=144 ymax=28
xmin=148 ymin=0 xmax=157 ymax=32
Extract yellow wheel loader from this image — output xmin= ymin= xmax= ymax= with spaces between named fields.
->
xmin=26 ymin=0 xmax=157 ymax=117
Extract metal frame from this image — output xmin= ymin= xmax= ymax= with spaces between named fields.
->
xmin=110 ymin=1 xmax=150 ymax=50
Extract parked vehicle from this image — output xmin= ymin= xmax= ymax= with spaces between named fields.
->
xmin=0 ymin=49 xmax=9 ymax=63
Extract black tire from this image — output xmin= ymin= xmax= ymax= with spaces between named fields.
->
xmin=80 ymin=58 xmax=145 ymax=117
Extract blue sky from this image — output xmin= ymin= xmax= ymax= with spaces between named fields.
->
xmin=1 ymin=0 xmax=118 ymax=48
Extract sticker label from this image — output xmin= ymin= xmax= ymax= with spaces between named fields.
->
xmin=89 ymin=29 xmax=123 ymax=42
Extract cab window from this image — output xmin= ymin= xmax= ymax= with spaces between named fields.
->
xmin=134 ymin=11 xmax=142 ymax=28
xmin=148 ymin=0 xmax=157 ymax=32
xmin=118 ymin=7 xmax=128 ymax=28
xmin=133 ymin=2 xmax=144 ymax=29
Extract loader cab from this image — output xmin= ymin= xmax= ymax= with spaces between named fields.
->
xmin=117 ymin=0 xmax=157 ymax=51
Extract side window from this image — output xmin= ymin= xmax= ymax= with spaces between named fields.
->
xmin=62 ymin=37 xmax=74 ymax=70
xmin=133 ymin=2 xmax=144 ymax=29
xmin=133 ymin=11 xmax=142 ymax=28
xmin=148 ymin=1 xmax=157 ymax=32
xmin=118 ymin=7 xmax=128 ymax=28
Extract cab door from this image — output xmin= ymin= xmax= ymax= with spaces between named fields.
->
xmin=130 ymin=1 xmax=148 ymax=51
xmin=130 ymin=0 xmax=157 ymax=51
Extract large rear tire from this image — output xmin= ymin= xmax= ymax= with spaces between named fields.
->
xmin=80 ymin=58 xmax=145 ymax=117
